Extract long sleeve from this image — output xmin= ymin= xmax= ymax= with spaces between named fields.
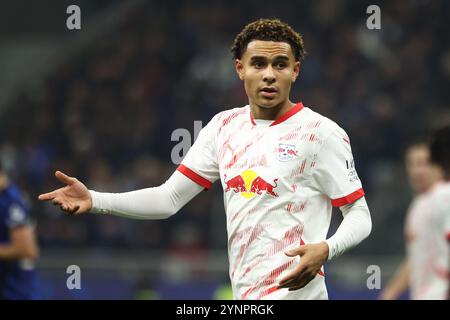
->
xmin=89 ymin=170 xmax=204 ymax=220
xmin=325 ymin=196 xmax=372 ymax=260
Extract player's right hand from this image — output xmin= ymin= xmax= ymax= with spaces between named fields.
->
xmin=38 ymin=171 xmax=92 ymax=215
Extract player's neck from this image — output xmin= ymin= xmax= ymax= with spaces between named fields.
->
xmin=250 ymin=100 xmax=295 ymax=121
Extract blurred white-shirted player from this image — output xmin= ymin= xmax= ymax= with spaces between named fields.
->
xmin=38 ymin=19 xmax=372 ymax=300
xmin=382 ymin=138 xmax=449 ymax=300
xmin=420 ymin=127 xmax=450 ymax=299
xmin=381 ymin=143 xmax=443 ymax=299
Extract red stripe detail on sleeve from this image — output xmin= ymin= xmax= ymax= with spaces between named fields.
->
xmin=176 ymin=164 xmax=212 ymax=190
xmin=331 ymin=188 xmax=365 ymax=207
xmin=446 ymin=232 xmax=450 ymax=242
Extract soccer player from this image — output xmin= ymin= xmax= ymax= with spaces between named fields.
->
xmin=380 ymin=143 xmax=443 ymax=300
xmin=38 ymin=19 xmax=372 ymax=300
xmin=428 ymin=126 xmax=450 ymax=300
xmin=0 ymin=163 xmax=40 ymax=299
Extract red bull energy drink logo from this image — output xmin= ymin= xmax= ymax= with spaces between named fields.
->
xmin=224 ymin=169 xmax=278 ymax=198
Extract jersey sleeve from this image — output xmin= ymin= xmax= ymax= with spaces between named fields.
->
xmin=311 ymin=127 xmax=365 ymax=207
xmin=176 ymin=114 xmax=220 ymax=189
xmin=6 ymin=203 xmax=30 ymax=229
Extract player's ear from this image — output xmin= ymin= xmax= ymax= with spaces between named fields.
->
xmin=235 ymin=59 xmax=245 ymax=80
xmin=292 ymin=61 xmax=300 ymax=83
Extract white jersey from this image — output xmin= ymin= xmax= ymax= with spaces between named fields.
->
xmin=405 ymin=182 xmax=450 ymax=300
xmin=177 ymin=103 xmax=365 ymax=299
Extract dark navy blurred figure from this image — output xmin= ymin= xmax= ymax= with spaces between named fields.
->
xmin=0 ymin=163 xmax=39 ymax=299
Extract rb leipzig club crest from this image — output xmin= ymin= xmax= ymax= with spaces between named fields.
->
xmin=276 ymin=143 xmax=298 ymax=162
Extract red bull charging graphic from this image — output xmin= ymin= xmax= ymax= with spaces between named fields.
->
xmin=224 ymin=170 xmax=278 ymax=198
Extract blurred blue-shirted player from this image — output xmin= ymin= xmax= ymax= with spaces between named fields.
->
xmin=0 ymin=163 xmax=39 ymax=299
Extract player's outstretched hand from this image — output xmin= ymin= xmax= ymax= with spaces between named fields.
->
xmin=38 ymin=171 xmax=92 ymax=215
xmin=278 ymin=242 xmax=329 ymax=291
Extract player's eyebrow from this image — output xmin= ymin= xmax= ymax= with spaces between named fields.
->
xmin=250 ymin=55 xmax=289 ymax=62
xmin=273 ymin=55 xmax=289 ymax=61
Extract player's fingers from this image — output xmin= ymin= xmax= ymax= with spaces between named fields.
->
xmin=287 ymin=284 xmax=304 ymax=291
xmin=278 ymin=277 xmax=296 ymax=289
xmin=284 ymin=249 xmax=298 ymax=257
xmin=38 ymin=191 xmax=56 ymax=201
xmin=278 ymin=273 xmax=303 ymax=288
xmin=66 ymin=205 xmax=80 ymax=215
xmin=297 ymin=244 xmax=308 ymax=255
xmin=58 ymin=200 xmax=75 ymax=213
xmin=288 ymin=275 xmax=315 ymax=291
xmin=284 ymin=244 xmax=307 ymax=257
xmin=71 ymin=205 xmax=81 ymax=215
xmin=61 ymin=204 xmax=74 ymax=214
xmin=53 ymin=197 xmax=72 ymax=212
xmin=55 ymin=170 xmax=76 ymax=185
xmin=286 ymin=282 xmax=303 ymax=291
xmin=278 ymin=267 xmax=306 ymax=288
xmin=281 ymin=273 xmax=312 ymax=291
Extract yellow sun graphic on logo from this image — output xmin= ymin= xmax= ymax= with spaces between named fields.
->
xmin=240 ymin=169 xmax=258 ymax=199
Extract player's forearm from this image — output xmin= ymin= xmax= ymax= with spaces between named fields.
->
xmin=0 ymin=245 xmax=18 ymax=259
xmin=0 ymin=244 xmax=37 ymax=260
xmin=325 ymin=196 xmax=372 ymax=260
xmin=381 ymin=260 xmax=409 ymax=299
xmin=89 ymin=171 xmax=204 ymax=219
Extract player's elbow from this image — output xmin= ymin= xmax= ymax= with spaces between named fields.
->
xmin=361 ymin=209 xmax=372 ymax=241
xmin=153 ymin=211 xmax=175 ymax=220
xmin=158 ymin=199 xmax=186 ymax=219
xmin=136 ymin=206 xmax=180 ymax=220
xmin=19 ymin=243 xmax=39 ymax=260
xmin=9 ymin=227 xmax=40 ymax=260
xmin=29 ymin=243 xmax=40 ymax=260
xmin=9 ymin=245 xmax=39 ymax=261
xmin=23 ymin=248 xmax=39 ymax=260
xmin=160 ymin=206 xmax=180 ymax=219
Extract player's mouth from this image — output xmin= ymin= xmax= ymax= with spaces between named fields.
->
xmin=260 ymin=86 xmax=278 ymax=98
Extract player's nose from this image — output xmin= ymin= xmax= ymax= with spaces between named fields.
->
xmin=262 ymin=66 xmax=276 ymax=83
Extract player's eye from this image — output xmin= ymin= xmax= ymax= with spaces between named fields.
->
xmin=274 ymin=62 xmax=287 ymax=69
xmin=252 ymin=61 xmax=265 ymax=69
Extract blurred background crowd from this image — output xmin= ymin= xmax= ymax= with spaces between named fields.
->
xmin=0 ymin=0 xmax=449 ymax=299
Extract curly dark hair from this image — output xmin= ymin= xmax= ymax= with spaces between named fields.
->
xmin=430 ymin=125 xmax=450 ymax=177
xmin=231 ymin=18 xmax=306 ymax=62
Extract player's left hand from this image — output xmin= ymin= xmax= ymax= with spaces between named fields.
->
xmin=278 ymin=241 xmax=329 ymax=291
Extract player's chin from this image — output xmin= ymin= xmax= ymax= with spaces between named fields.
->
xmin=256 ymin=97 xmax=279 ymax=108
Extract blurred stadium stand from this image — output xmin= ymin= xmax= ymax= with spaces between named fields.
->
xmin=0 ymin=0 xmax=449 ymax=299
